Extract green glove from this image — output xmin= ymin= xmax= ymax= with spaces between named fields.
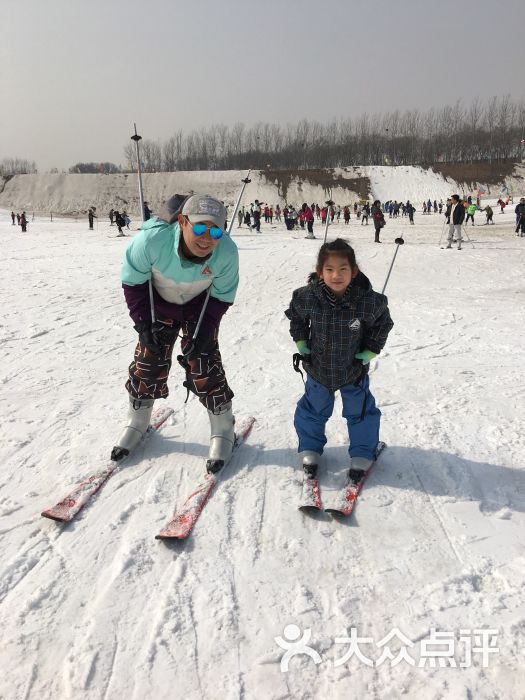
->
xmin=295 ymin=340 xmax=311 ymax=355
xmin=355 ymin=349 xmax=376 ymax=365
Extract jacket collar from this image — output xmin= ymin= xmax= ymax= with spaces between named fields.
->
xmin=309 ymin=270 xmax=372 ymax=306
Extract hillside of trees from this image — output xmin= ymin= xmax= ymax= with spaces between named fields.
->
xmin=122 ymin=96 xmax=525 ymax=173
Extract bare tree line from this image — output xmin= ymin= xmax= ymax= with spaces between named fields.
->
xmin=122 ymin=95 xmax=525 ymax=173
xmin=0 ymin=158 xmax=37 ymax=177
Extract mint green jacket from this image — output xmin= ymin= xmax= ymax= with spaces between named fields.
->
xmin=121 ymin=218 xmax=239 ymax=305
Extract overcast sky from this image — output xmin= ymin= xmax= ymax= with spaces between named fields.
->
xmin=2 ymin=0 xmax=524 ymax=171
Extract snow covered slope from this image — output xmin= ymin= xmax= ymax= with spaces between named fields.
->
xmin=2 ymin=164 xmax=524 ymax=217
xmin=1 ymin=207 xmax=524 ymax=699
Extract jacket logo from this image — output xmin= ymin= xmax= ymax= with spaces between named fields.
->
xmin=201 ymin=265 xmax=213 ymax=276
xmin=349 ymin=320 xmax=361 ymax=330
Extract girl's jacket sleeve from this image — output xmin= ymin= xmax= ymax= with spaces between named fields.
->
xmin=284 ymin=289 xmax=310 ymax=342
xmin=361 ymin=293 xmax=394 ymax=354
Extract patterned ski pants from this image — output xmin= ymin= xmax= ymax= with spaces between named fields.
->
xmin=125 ymin=319 xmax=234 ymax=413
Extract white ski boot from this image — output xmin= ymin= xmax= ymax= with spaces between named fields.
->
xmin=348 ymin=456 xmax=373 ymax=482
xmin=206 ymin=402 xmax=235 ymax=473
xmin=111 ymin=395 xmax=155 ymax=461
xmin=300 ymin=450 xmax=321 ymax=478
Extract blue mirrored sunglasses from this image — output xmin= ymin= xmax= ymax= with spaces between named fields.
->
xmin=191 ymin=222 xmax=223 ymax=240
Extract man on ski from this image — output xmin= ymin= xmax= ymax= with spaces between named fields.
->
xmin=252 ymin=200 xmax=262 ymax=232
xmin=406 ymin=201 xmax=415 ymax=224
xmin=515 ymin=198 xmax=525 ymax=236
xmin=446 ymin=194 xmax=465 ymax=249
xmin=112 ymin=193 xmax=239 ymax=473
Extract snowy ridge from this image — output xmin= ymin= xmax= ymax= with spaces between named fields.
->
xmin=1 ymin=205 xmax=524 ymax=698
xmin=2 ymin=164 xmax=524 ymax=217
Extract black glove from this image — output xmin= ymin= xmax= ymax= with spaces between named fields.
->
xmin=134 ymin=321 xmax=177 ymax=356
xmin=157 ymin=194 xmax=189 ymax=224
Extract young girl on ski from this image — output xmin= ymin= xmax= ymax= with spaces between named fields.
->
xmin=285 ymin=238 xmax=393 ymax=479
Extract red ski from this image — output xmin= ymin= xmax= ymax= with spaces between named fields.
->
xmin=156 ymin=416 xmax=255 ymax=540
xmin=325 ymin=442 xmax=386 ymax=517
xmin=41 ymin=406 xmax=174 ymax=523
xmin=298 ymin=475 xmax=322 ymax=512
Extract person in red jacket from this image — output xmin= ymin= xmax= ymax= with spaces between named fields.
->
xmin=302 ymin=203 xmax=315 ymax=239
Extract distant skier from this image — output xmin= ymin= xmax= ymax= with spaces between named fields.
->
xmin=237 ymin=207 xmax=243 ymax=228
xmin=114 ymin=210 xmax=125 ymax=236
xmin=10 ymin=211 xmax=15 ymax=225
xmin=88 ymin=207 xmax=97 ymax=230
xmin=406 ymin=201 xmax=415 ymax=224
xmin=446 ymin=195 xmax=465 ymax=249
xmin=444 ymin=198 xmax=452 ymax=223
xmin=361 ymin=203 xmax=370 ymax=225
xmin=285 ymin=237 xmax=393 ymax=480
xmin=252 ymin=200 xmax=262 ymax=232
xmin=143 ymin=201 xmax=152 ymax=221
xmin=111 ymin=194 xmax=239 ymax=472
xmin=465 ymin=202 xmax=476 ymax=225
xmin=482 ymin=205 xmax=494 ymax=225
xmin=515 ymin=197 xmax=525 ymax=235
xmin=20 ymin=211 xmax=28 ymax=232
xmin=109 ymin=208 xmax=115 ymax=226
xmin=302 ymin=203 xmax=315 ymax=238
xmin=371 ymin=200 xmax=385 ymax=242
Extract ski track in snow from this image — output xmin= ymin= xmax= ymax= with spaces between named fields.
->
xmin=1 ymin=206 xmax=525 ymax=699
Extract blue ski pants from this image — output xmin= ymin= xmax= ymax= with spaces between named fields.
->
xmin=294 ymin=375 xmax=381 ymax=460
